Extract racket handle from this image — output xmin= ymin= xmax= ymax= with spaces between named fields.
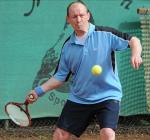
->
xmin=25 ymin=94 xmax=35 ymax=104
xmin=29 ymin=94 xmax=34 ymax=100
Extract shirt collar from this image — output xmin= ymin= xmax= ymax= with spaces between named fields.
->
xmin=69 ymin=23 xmax=95 ymax=46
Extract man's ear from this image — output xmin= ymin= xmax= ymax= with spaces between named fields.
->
xmin=87 ymin=12 xmax=90 ymax=21
xmin=66 ymin=16 xmax=70 ymax=24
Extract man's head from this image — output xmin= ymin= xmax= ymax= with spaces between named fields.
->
xmin=66 ymin=1 xmax=90 ymax=36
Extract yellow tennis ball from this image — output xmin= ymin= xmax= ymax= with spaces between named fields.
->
xmin=91 ymin=65 xmax=102 ymax=76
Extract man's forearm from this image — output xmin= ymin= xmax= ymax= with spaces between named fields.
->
xmin=41 ymin=77 xmax=64 ymax=93
xmin=129 ymin=36 xmax=142 ymax=57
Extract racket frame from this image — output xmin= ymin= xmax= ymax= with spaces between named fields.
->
xmin=5 ymin=101 xmax=32 ymax=127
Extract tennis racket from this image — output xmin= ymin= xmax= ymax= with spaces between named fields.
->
xmin=5 ymin=95 xmax=34 ymax=127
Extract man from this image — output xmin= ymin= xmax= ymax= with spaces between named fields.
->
xmin=26 ymin=1 xmax=142 ymax=140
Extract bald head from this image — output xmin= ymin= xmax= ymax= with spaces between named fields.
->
xmin=66 ymin=1 xmax=90 ymax=36
xmin=67 ymin=1 xmax=89 ymax=17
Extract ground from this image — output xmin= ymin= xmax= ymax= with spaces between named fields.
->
xmin=1 ymin=119 xmax=150 ymax=140
xmin=0 ymin=131 xmax=150 ymax=140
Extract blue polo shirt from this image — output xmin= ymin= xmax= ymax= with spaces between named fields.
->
xmin=53 ymin=23 xmax=129 ymax=104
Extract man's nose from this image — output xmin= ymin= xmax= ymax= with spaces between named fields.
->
xmin=77 ymin=16 xmax=81 ymax=22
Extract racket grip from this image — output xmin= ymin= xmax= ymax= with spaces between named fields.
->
xmin=25 ymin=94 xmax=36 ymax=104
xmin=34 ymin=86 xmax=45 ymax=97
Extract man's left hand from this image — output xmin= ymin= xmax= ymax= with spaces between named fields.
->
xmin=131 ymin=55 xmax=143 ymax=69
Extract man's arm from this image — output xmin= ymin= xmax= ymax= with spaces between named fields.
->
xmin=41 ymin=77 xmax=64 ymax=92
xmin=41 ymin=76 xmax=64 ymax=92
xmin=129 ymin=36 xmax=143 ymax=69
xmin=26 ymin=77 xmax=64 ymax=103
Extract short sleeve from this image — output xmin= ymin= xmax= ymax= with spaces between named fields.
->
xmin=53 ymin=48 xmax=70 ymax=82
xmin=110 ymin=33 xmax=129 ymax=51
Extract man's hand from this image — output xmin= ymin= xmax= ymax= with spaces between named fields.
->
xmin=131 ymin=55 xmax=142 ymax=70
xmin=129 ymin=37 xmax=143 ymax=70
xmin=26 ymin=90 xmax=38 ymax=104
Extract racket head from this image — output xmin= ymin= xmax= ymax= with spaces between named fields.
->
xmin=5 ymin=102 xmax=31 ymax=127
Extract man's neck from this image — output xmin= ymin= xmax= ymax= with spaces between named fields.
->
xmin=75 ymin=30 xmax=86 ymax=37
xmin=75 ymin=23 xmax=90 ymax=37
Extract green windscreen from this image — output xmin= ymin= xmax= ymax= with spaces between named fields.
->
xmin=1 ymin=0 xmax=150 ymax=119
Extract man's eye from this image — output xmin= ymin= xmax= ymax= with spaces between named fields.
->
xmin=71 ymin=16 xmax=77 ymax=19
xmin=71 ymin=14 xmax=85 ymax=19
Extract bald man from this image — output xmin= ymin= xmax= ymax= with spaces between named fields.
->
xmin=26 ymin=1 xmax=142 ymax=140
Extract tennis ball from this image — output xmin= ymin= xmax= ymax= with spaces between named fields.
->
xmin=91 ymin=65 xmax=102 ymax=76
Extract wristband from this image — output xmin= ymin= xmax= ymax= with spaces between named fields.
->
xmin=34 ymin=86 xmax=45 ymax=97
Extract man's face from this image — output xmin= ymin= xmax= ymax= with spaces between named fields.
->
xmin=67 ymin=3 xmax=90 ymax=32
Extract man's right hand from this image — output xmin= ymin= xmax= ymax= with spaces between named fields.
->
xmin=26 ymin=90 xmax=38 ymax=104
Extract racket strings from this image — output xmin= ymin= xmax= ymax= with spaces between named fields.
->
xmin=6 ymin=104 xmax=30 ymax=127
